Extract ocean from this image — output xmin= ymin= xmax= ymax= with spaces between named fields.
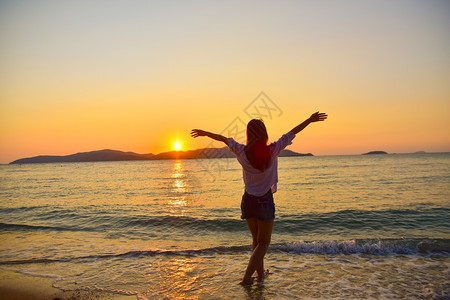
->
xmin=0 ymin=153 xmax=449 ymax=299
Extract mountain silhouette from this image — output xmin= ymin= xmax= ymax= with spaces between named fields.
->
xmin=10 ymin=148 xmax=312 ymax=164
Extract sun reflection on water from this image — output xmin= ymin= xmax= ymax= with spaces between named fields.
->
xmin=151 ymin=257 xmax=201 ymax=298
xmin=168 ymin=160 xmax=188 ymax=210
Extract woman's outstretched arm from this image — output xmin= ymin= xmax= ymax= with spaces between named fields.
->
xmin=291 ymin=111 xmax=327 ymax=135
xmin=190 ymin=129 xmax=229 ymax=145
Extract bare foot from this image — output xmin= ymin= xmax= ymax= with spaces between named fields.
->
xmin=257 ymin=269 xmax=270 ymax=281
xmin=239 ymin=277 xmax=254 ymax=286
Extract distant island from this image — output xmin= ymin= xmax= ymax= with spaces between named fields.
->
xmin=9 ymin=148 xmax=313 ymax=164
xmin=362 ymin=151 xmax=388 ymax=155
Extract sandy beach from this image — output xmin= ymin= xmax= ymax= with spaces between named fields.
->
xmin=0 ymin=270 xmax=137 ymax=300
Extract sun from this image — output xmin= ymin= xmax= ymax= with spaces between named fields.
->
xmin=174 ymin=141 xmax=181 ymax=151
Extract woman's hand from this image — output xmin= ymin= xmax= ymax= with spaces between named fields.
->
xmin=190 ymin=129 xmax=207 ymax=138
xmin=191 ymin=129 xmax=228 ymax=145
xmin=309 ymin=112 xmax=328 ymax=122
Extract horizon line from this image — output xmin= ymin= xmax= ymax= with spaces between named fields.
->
xmin=5 ymin=148 xmax=450 ymax=165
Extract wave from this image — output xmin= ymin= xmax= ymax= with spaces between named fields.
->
xmin=278 ymin=208 xmax=450 ymax=232
xmin=0 ymin=222 xmax=92 ymax=232
xmin=1 ymin=208 xmax=448 ymax=235
xmin=273 ymin=238 xmax=450 ymax=255
xmin=0 ymin=239 xmax=448 ymax=266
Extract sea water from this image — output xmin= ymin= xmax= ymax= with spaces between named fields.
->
xmin=0 ymin=153 xmax=449 ymax=299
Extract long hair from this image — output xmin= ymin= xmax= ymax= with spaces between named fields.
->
xmin=244 ymin=119 xmax=271 ymax=172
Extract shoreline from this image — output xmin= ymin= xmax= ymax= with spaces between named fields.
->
xmin=0 ymin=270 xmax=136 ymax=300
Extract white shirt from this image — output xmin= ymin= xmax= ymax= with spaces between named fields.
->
xmin=227 ymin=131 xmax=296 ymax=196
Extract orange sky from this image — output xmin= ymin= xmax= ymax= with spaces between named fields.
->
xmin=1 ymin=1 xmax=449 ymax=164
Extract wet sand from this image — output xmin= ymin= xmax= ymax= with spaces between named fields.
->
xmin=0 ymin=270 xmax=137 ymax=300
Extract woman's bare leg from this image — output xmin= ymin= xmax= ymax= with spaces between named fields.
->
xmin=240 ymin=219 xmax=273 ymax=285
xmin=245 ymin=218 xmax=265 ymax=278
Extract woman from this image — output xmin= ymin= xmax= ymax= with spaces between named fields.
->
xmin=191 ymin=111 xmax=327 ymax=285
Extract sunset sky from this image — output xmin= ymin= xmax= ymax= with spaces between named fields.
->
xmin=1 ymin=0 xmax=449 ymax=164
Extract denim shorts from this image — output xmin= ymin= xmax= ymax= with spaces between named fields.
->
xmin=241 ymin=189 xmax=275 ymax=221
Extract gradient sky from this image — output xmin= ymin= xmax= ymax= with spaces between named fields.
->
xmin=1 ymin=0 xmax=449 ymax=163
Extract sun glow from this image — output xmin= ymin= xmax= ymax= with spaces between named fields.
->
xmin=174 ymin=142 xmax=181 ymax=151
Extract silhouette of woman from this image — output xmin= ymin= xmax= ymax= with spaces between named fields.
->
xmin=191 ymin=111 xmax=327 ymax=285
